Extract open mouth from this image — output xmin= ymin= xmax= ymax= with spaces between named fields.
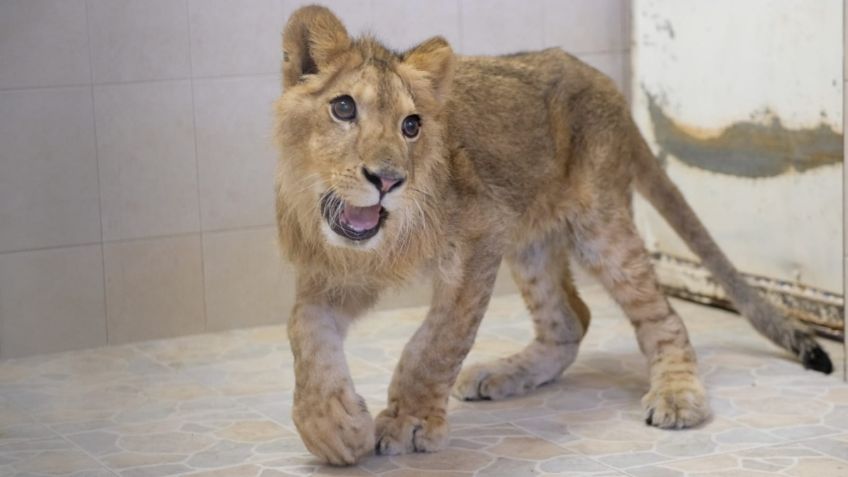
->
xmin=320 ymin=193 xmax=387 ymax=242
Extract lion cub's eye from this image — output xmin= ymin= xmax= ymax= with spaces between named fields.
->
xmin=401 ymin=114 xmax=421 ymax=139
xmin=330 ymin=95 xmax=356 ymax=121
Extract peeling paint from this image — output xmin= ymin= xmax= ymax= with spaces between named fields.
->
xmin=652 ymin=252 xmax=844 ymax=338
xmin=646 ymin=92 xmax=843 ymax=178
xmin=633 ymin=0 xmax=842 ymax=322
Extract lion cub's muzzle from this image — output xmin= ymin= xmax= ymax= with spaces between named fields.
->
xmin=320 ymin=193 xmax=388 ymax=241
xmin=319 ymin=167 xmax=406 ymax=242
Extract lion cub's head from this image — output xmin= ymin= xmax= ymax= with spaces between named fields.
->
xmin=275 ymin=6 xmax=454 ymax=262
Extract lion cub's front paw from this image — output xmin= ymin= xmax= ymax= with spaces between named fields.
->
xmin=374 ymin=410 xmax=448 ymax=456
xmin=642 ymin=377 xmax=710 ymax=429
xmin=292 ymin=388 xmax=375 ymax=466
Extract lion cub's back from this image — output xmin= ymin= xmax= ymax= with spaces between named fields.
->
xmin=447 ymin=47 xmax=620 ymax=143
xmin=444 ymin=49 xmax=619 ymax=209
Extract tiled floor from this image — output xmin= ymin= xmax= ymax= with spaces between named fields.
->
xmin=0 ymin=278 xmax=846 ymax=477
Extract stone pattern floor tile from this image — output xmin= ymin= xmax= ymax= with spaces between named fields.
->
xmin=0 ymin=276 xmax=845 ymax=476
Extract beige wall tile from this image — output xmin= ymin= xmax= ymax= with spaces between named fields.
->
xmin=203 ymin=226 xmax=517 ymax=326
xmin=87 ymin=0 xmax=191 ymax=83
xmin=377 ymin=263 xmax=517 ymax=311
xmin=0 ymin=88 xmax=101 ymax=252
xmin=0 ymin=245 xmax=107 ymax=358
xmin=104 ymin=235 xmax=205 ymax=344
xmin=188 ymin=0 xmax=285 ymax=77
xmin=622 ymin=0 xmax=633 ymax=53
xmin=194 ymin=76 xmax=278 ymax=231
xmin=377 ymin=278 xmax=432 ymax=311
xmin=202 ymin=227 xmax=294 ymax=331
xmin=492 ymin=261 xmax=519 ymax=296
xmin=0 ymin=0 xmax=90 ymax=89
xmin=370 ymin=0 xmax=461 ymax=51
xmin=460 ymin=0 xmax=545 ymax=55
xmin=376 ymin=286 xmax=440 ymax=311
xmin=95 ymin=81 xmax=200 ymax=241
xmin=543 ymin=0 xmax=626 ymax=53
xmin=622 ymin=0 xmax=633 ymax=104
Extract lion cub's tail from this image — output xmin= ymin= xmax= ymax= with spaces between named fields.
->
xmin=629 ymin=126 xmax=833 ymax=374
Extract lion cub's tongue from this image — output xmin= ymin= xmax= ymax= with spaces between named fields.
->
xmin=342 ymin=203 xmax=381 ymax=231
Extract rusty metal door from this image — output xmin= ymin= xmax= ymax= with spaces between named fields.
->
xmin=630 ymin=0 xmax=844 ymax=337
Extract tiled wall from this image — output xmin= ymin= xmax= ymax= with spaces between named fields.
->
xmin=0 ymin=0 xmax=630 ymax=359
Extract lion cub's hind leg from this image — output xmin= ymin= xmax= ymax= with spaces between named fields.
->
xmin=572 ymin=210 xmax=709 ymax=429
xmin=454 ymin=238 xmax=590 ymax=401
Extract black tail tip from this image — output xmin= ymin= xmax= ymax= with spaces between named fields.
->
xmin=802 ymin=346 xmax=833 ymax=375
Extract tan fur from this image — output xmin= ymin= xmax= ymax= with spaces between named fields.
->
xmin=275 ymin=6 xmax=830 ymax=465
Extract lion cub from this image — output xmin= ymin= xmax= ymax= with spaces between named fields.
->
xmin=274 ymin=6 xmax=832 ymax=465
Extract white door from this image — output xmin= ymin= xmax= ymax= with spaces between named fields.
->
xmin=630 ymin=0 xmax=843 ymax=336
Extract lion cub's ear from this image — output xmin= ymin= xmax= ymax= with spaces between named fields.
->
xmin=401 ymin=37 xmax=455 ymax=104
xmin=282 ymin=6 xmax=351 ymax=89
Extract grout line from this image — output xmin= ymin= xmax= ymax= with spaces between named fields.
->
xmin=539 ymin=0 xmax=547 ymax=49
xmin=0 ymin=72 xmax=282 ymax=94
xmin=202 ymin=222 xmax=279 ymax=235
xmin=0 ymin=82 xmax=92 ymax=93
xmin=184 ymin=0 xmax=210 ymax=333
xmin=0 ymin=240 xmax=130 ymax=257
xmin=3 ymin=385 xmax=119 ymax=475
xmin=6 ymin=293 xmax=847 ymax=472
xmin=457 ymin=0 xmax=464 ymax=55
xmin=0 ymin=223 xmax=277 ymax=256
xmin=622 ymin=0 xmax=632 ymax=105
xmin=52 ymin=346 xmax=185 ymax=475
xmin=478 ymin=406 xmax=633 ymax=476
xmin=128 ymin=340 xmax=198 ymax=376
xmin=55 ymin=433 xmax=122 ymax=477
xmin=124 ymin=330 xmax=319 ymax=471
xmin=614 ymin=434 xmax=840 ymax=477
xmin=0 ymin=49 xmax=638 ymax=98
xmin=83 ymin=0 xmax=111 ymax=347
xmin=98 ymin=240 xmax=111 ymax=346
xmin=518 ymin=354 xmax=844 ymax=471
xmin=0 ymin=241 xmax=122 ymax=257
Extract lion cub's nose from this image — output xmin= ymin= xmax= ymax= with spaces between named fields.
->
xmin=362 ymin=167 xmax=405 ymax=194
